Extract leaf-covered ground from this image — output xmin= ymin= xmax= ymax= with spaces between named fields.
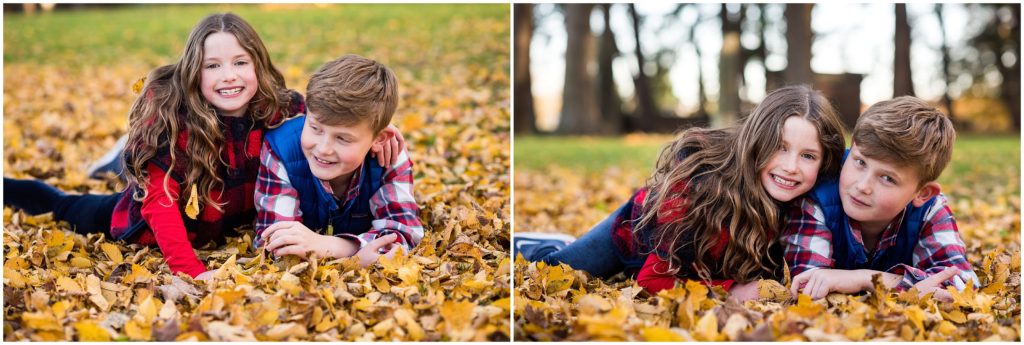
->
xmin=514 ymin=134 xmax=1020 ymax=341
xmin=3 ymin=4 xmax=510 ymax=341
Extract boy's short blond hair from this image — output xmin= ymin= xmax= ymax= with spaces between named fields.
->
xmin=306 ymin=54 xmax=398 ymax=133
xmin=852 ymin=96 xmax=955 ymax=185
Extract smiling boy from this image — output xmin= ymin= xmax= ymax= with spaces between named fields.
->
xmin=782 ymin=96 xmax=979 ymax=300
xmin=254 ymin=54 xmax=423 ymax=266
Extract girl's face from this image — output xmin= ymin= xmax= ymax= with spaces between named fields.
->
xmin=759 ymin=116 xmax=823 ymax=202
xmin=200 ymin=32 xmax=258 ymax=117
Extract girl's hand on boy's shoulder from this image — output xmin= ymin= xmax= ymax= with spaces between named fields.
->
xmin=372 ymin=125 xmax=406 ymax=168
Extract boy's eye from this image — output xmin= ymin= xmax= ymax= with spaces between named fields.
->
xmin=854 ymin=158 xmax=865 ymax=167
xmin=881 ymin=175 xmax=896 ymax=184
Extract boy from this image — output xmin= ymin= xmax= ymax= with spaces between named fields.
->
xmin=254 ymin=54 xmax=423 ymax=266
xmin=783 ymin=96 xmax=979 ymax=300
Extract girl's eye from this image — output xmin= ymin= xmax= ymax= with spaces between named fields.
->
xmin=801 ymin=153 xmax=817 ymax=160
xmin=205 ymin=63 xmax=219 ymax=69
xmin=881 ymin=175 xmax=896 ymax=184
xmin=235 ymin=60 xmax=249 ymax=66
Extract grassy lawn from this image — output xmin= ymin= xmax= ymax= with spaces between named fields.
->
xmin=5 ymin=4 xmax=508 ymax=81
xmin=515 ymin=134 xmax=1021 ymax=189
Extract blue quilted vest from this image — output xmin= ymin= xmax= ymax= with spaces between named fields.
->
xmin=264 ymin=116 xmax=385 ymax=235
xmin=808 ymin=149 xmax=936 ymax=271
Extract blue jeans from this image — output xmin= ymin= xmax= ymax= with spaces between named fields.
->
xmin=529 ymin=202 xmax=646 ymax=279
xmin=4 ymin=178 xmax=120 ymax=235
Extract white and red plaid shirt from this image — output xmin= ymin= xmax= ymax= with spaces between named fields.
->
xmin=254 ymin=141 xmax=423 ymax=252
xmin=781 ymin=194 xmax=979 ymax=291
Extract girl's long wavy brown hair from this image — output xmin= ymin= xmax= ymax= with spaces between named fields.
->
xmin=636 ymin=85 xmax=845 ymax=283
xmin=123 ymin=13 xmax=291 ymax=210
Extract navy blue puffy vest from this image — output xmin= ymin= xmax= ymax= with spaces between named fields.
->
xmin=264 ymin=116 xmax=385 ymax=235
xmin=807 ymin=149 xmax=936 ymax=271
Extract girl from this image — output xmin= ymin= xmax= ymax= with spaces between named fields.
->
xmin=515 ymin=85 xmax=846 ymax=300
xmin=4 ymin=13 xmax=402 ymax=280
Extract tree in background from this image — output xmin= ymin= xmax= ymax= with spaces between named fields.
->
xmin=596 ymin=4 xmax=623 ymax=134
xmin=514 ymin=4 xmax=537 ymax=134
xmin=784 ymin=4 xmax=813 ymax=85
xmin=557 ymin=4 xmax=601 ymax=134
xmin=717 ymin=4 xmax=743 ymax=128
xmin=894 ymin=4 xmax=915 ymax=97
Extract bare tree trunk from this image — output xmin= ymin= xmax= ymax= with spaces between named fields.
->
xmin=998 ymin=4 xmax=1021 ymax=131
xmin=629 ymin=4 xmax=658 ymax=130
xmin=687 ymin=10 xmax=708 ymax=117
xmin=557 ymin=4 xmax=601 ymax=134
xmin=596 ymin=4 xmax=622 ymax=134
xmin=513 ymin=4 xmax=537 ymax=134
xmin=934 ymin=4 xmax=955 ymax=122
xmin=718 ymin=4 xmax=742 ymax=128
xmin=894 ymin=3 xmax=915 ymax=97
xmin=784 ymin=4 xmax=813 ymax=85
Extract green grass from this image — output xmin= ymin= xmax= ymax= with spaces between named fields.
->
xmin=514 ymin=135 xmax=669 ymax=174
xmin=515 ymin=134 xmax=1021 ymax=182
xmin=4 ymin=4 xmax=509 ymax=79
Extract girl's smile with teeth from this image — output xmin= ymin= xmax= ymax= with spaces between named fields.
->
xmin=771 ymin=174 xmax=798 ymax=187
xmin=218 ymin=87 xmax=243 ymax=95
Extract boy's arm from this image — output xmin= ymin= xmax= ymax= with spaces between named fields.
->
xmin=781 ymin=197 xmax=836 ymax=276
xmin=358 ymin=148 xmax=424 ymax=252
xmin=254 ymin=141 xmax=303 ymax=248
xmin=887 ymin=195 xmax=979 ymax=291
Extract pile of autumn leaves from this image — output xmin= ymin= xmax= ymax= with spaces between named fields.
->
xmin=514 ymin=163 xmax=1020 ymax=341
xmin=2 ymin=35 xmax=511 ymax=344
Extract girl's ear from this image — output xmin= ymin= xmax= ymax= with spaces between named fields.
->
xmin=911 ymin=181 xmax=941 ymax=207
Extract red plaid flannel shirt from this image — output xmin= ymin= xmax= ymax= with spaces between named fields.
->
xmin=254 ymin=143 xmax=423 ymax=252
xmin=110 ymin=91 xmax=305 ymax=278
xmin=611 ymin=185 xmax=738 ymax=294
xmin=781 ymin=194 xmax=979 ymax=291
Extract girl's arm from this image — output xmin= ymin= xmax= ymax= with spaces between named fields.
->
xmin=636 ymin=253 xmax=736 ymax=294
xmin=139 ymin=163 xmax=206 ymax=278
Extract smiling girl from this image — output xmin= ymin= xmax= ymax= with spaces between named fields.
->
xmin=516 ymin=85 xmax=846 ymax=301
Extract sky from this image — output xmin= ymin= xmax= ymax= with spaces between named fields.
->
xmin=528 ymin=3 xmax=979 ymax=126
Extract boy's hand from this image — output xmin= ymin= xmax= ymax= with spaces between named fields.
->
xmin=790 ymin=269 xmax=876 ymax=299
xmin=354 ymin=234 xmax=400 ymax=268
xmin=263 ymin=221 xmax=357 ymax=259
xmin=911 ymin=266 xmax=959 ymax=302
xmin=373 ymin=124 xmax=406 ymax=167
xmin=728 ymin=280 xmax=761 ymax=303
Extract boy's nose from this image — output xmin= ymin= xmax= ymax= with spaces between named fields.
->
xmin=854 ymin=175 xmax=872 ymax=195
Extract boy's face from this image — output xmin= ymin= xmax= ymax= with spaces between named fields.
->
xmin=759 ymin=116 xmax=823 ymax=203
xmin=839 ymin=143 xmax=940 ymax=230
xmin=301 ymin=112 xmax=385 ymax=183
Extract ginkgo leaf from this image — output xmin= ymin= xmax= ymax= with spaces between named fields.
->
xmin=184 ymin=184 xmax=200 ymax=220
